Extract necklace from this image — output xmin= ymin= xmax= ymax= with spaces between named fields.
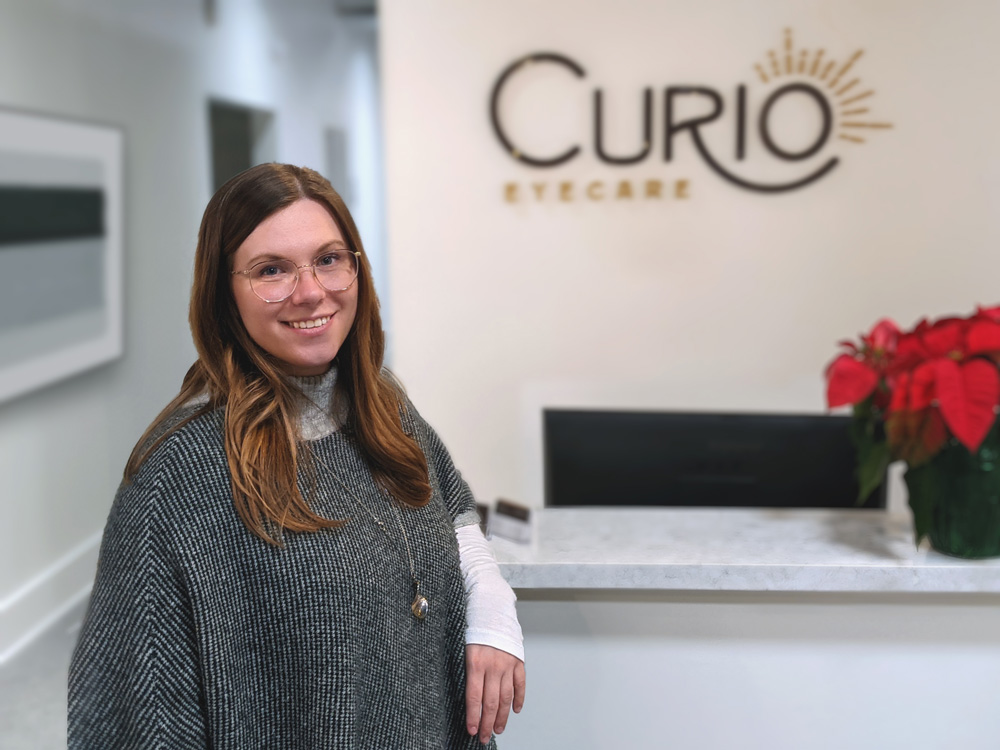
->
xmin=313 ymin=451 xmax=429 ymax=621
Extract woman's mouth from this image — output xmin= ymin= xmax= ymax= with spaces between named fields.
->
xmin=284 ymin=315 xmax=331 ymax=330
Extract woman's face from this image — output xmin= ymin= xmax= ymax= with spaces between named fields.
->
xmin=230 ymin=198 xmax=359 ymax=376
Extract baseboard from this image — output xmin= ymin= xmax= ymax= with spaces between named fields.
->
xmin=0 ymin=532 xmax=100 ymax=664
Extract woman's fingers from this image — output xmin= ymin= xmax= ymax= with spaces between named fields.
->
xmin=465 ymin=652 xmax=484 ymax=738
xmin=492 ymin=670 xmax=515 ymax=735
xmin=512 ymin=659 xmax=526 ymax=713
xmin=478 ymin=667 xmax=503 ymax=744
xmin=465 ymin=645 xmax=526 ymax=744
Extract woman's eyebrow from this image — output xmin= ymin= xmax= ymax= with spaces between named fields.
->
xmin=243 ymin=240 xmax=349 ymax=266
xmin=315 ymin=240 xmax=349 ymax=252
xmin=241 ymin=252 xmax=285 ymax=267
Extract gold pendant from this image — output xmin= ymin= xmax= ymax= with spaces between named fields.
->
xmin=411 ymin=593 xmax=429 ymax=620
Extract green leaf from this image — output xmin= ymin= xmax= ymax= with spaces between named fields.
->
xmin=856 ymin=439 xmax=891 ymax=504
xmin=850 ymin=397 xmax=890 ymax=504
xmin=905 ymin=466 xmax=934 ymax=546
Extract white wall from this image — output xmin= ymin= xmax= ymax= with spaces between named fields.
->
xmin=380 ymin=0 xmax=1000 ymax=512
xmin=0 ymin=0 xmax=382 ymax=660
xmin=505 ymin=591 xmax=1000 ymax=750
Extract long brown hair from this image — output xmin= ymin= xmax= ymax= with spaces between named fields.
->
xmin=125 ymin=163 xmax=431 ymax=543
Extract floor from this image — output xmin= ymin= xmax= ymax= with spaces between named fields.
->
xmin=0 ymin=602 xmax=83 ymax=750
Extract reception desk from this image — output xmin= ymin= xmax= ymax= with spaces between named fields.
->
xmin=493 ymin=507 xmax=1000 ymax=594
xmin=491 ymin=509 xmax=1000 ymax=750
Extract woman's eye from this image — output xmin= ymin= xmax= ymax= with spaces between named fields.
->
xmin=316 ymin=253 xmax=339 ymax=267
xmin=254 ymin=264 xmax=286 ymax=279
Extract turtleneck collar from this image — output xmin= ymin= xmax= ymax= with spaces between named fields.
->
xmin=184 ymin=365 xmax=345 ymax=441
xmin=288 ymin=365 xmax=345 ymax=441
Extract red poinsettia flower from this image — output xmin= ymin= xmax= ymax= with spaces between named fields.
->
xmin=890 ymin=317 xmax=961 ymax=374
xmin=825 ymin=318 xmax=900 ymax=409
xmin=825 ymin=354 xmax=878 ymax=408
xmin=863 ymin=318 xmax=900 ymax=357
xmin=966 ymin=311 xmax=1000 ymax=361
xmin=934 ymin=358 xmax=999 ymax=451
xmin=883 ymin=316 xmax=1000 ymax=454
xmin=974 ymin=304 xmax=1000 ymax=324
xmin=828 ymin=307 xmax=1000 ymax=464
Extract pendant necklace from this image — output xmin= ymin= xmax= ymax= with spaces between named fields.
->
xmin=313 ymin=451 xmax=429 ymax=621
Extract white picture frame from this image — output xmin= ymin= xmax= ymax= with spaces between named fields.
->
xmin=0 ymin=107 xmax=124 ymax=403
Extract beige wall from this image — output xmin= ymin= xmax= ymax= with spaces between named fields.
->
xmin=381 ymin=0 xmax=1000 ymax=511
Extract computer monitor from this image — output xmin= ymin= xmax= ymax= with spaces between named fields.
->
xmin=543 ymin=409 xmax=887 ymax=509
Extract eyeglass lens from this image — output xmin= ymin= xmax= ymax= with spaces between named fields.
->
xmin=249 ymin=252 xmax=358 ymax=302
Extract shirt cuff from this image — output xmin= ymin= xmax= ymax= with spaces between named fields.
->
xmin=453 ymin=508 xmax=482 ymax=529
xmin=455 ymin=522 xmax=525 ymax=663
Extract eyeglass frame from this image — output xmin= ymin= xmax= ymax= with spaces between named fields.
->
xmin=231 ymin=250 xmax=362 ymax=303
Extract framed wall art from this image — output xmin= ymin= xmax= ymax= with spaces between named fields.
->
xmin=0 ymin=107 xmax=123 ymax=403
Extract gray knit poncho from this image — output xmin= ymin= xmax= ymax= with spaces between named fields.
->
xmin=69 ymin=404 xmax=495 ymax=749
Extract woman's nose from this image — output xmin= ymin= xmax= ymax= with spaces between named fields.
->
xmin=289 ymin=266 xmax=325 ymax=304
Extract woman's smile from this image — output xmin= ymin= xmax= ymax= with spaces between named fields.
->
xmin=284 ymin=314 xmax=332 ymax=331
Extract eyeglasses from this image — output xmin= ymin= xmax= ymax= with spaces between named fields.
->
xmin=232 ymin=250 xmax=361 ymax=303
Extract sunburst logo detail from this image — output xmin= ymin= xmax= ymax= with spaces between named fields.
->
xmin=753 ymin=28 xmax=893 ymax=145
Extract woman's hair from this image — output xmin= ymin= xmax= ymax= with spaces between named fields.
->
xmin=125 ymin=163 xmax=431 ymax=543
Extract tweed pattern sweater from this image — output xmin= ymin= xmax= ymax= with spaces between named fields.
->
xmin=69 ymin=405 xmax=496 ymax=749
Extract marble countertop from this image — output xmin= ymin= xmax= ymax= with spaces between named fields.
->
xmin=491 ymin=508 xmax=1000 ymax=594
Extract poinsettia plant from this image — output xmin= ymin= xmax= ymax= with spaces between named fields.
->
xmin=825 ymin=305 xmax=1000 ymax=507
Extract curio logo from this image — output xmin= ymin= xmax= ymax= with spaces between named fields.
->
xmin=490 ymin=29 xmax=893 ymax=202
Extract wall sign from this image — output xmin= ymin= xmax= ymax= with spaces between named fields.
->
xmin=491 ymin=29 xmax=892 ymax=202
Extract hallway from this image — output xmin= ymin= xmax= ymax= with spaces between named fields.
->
xmin=0 ymin=603 xmax=82 ymax=750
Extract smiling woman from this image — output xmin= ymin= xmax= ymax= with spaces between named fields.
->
xmin=229 ymin=199 xmax=359 ymax=376
xmin=68 ymin=163 xmax=525 ymax=749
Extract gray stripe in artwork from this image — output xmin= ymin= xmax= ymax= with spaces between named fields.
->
xmin=0 ymin=186 xmax=104 ymax=244
xmin=0 ymin=150 xmax=103 ymax=187
xmin=0 ymin=238 xmax=104 ymax=330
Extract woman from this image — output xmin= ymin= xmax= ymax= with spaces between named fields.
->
xmin=69 ymin=163 xmax=525 ymax=749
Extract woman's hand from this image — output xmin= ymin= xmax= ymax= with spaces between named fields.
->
xmin=465 ymin=644 xmax=526 ymax=744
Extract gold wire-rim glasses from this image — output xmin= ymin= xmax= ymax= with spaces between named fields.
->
xmin=231 ymin=251 xmax=361 ymax=303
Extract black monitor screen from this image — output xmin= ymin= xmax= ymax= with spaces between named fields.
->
xmin=543 ymin=409 xmax=886 ymax=509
